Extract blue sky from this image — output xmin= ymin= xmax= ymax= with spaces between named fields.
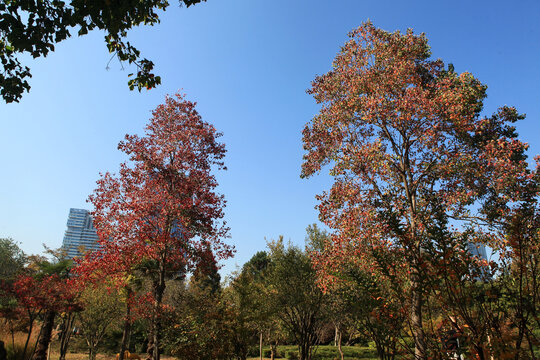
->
xmin=1 ymin=0 xmax=539 ymax=275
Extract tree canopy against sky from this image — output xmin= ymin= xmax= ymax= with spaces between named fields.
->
xmin=301 ymin=22 xmax=534 ymax=359
xmin=0 ymin=1 xmax=538 ymax=277
xmin=0 ymin=0 xmax=205 ymax=103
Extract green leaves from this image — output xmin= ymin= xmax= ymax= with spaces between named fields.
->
xmin=0 ymin=0 xmax=207 ymax=103
xmin=0 ymin=237 xmax=25 ymax=281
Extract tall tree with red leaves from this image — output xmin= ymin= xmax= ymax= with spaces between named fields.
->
xmin=302 ymin=22 xmax=532 ymax=359
xmin=85 ymin=93 xmax=232 ymax=360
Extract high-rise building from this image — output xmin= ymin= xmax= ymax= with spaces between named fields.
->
xmin=468 ymin=242 xmax=488 ymax=260
xmin=61 ymin=208 xmax=100 ymax=259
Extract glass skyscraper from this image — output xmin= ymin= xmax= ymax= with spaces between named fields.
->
xmin=61 ymin=208 xmax=100 ymax=258
xmin=468 ymin=242 xmax=488 ymax=260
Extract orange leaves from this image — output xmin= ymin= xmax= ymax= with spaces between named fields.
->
xmin=303 ymin=21 xmax=532 ymax=261
xmin=303 ymin=22 xmax=536 ymax=358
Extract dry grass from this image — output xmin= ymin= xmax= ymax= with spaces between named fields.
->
xmin=1 ymin=322 xmax=149 ymax=360
xmin=53 ymin=352 xmax=157 ymax=360
xmin=0 ymin=321 xmax=40 ymax=349
xmin=47 ymin=354 xmax=176 ymax=360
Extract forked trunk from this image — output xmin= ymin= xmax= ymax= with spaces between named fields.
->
xmin=299 ymin=342 xmax=310 ymax=360
xmin=22 ymin=311 xmax=36 ymax=360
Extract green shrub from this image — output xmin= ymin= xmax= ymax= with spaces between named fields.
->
xmin=247 ymin=346 xmax=260 ymax=357
xmin=263 ymin=348 xmax=284 ymax=358
xmin=286 ymin=350 xmax=298 ymax=360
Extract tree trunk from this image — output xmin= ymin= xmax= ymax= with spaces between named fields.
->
xmin=88 ymin=346 xmax=97 ymax=360
xmin=120 ymin=288 xmax=133 ymax=360
xmin=22 ymin=312 xmax=36 ymax=360
xmin=337 ymin=329 xmax=343 ymax=360
xmin=59 ymin=312 xmax=75 ymax=360
xmin=259 ymin=332 xmax=263 ymax=360
xmin=299 ymin=342 xmax=309 ymax=360
xmin=9 ymin=320 xmax=15 ymax=349
xmin=525 ymin=328 xmax=537 ymax=360
xmin=147 ymin=261 xmax=166 ymax=360
xmin=270 ymin=341 xmax=278 ymax=360
xmin=410 ymin=265 xmax=426 ymax=360
xmin=33 ymin=311 xmax=56 ymax=360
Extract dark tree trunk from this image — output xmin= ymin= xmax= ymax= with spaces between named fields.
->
xmin=299 ymin=341 xmax=310 ymax=360
xmin=22 ymin=311 xmax=37 ymax=360
xmin=120 ymin=287 xmax=133 ymax=360
xmin=58 ymin=312 xmax=75 ymax=360
xmin=88 ymin=347 xmax=97 ymax=360
xmin=259 ymin=332 xmax=263 ymax=360
xmin=147 ymin=261 xmax=166 ymax=360
xmin=33 ymin=310 xmax=56 ymax=360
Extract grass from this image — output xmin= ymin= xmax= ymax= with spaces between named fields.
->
xmin=247 ymin=345 xmax=378 ymax=360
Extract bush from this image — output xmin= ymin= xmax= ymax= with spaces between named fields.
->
xmin=263 ymin=348 xmax=283 ymax=358
xmin=247 ymin=346 xmax=260 ymax=357
xmin=286 ymin=350 xmax=298 ymax=360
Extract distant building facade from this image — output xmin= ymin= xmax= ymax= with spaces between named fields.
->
xmin=468 ymin=242 xmax=488 ymax=260
xmin=61 ymin=208 xmax=100 ymax=258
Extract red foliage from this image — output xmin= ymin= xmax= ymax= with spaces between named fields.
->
xmin=76 ymin=93 xmax=231 ymax=280
xmin=74 ymin=93 xmax=232 ymax=360
xmin=12 ymin=274 xmax=80 ymax=313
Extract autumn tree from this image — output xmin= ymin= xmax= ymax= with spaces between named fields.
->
xmin=306 ymin=225 xmax=351 ymax=360
xmin=6 ymin=255 xmax=80 ymax=360
xmin=310 ymin=228 xmax=406 ymax=360
xmin=0 ymin=0 xmax=206 ymax=103
xmin=302 ymin=22 xmax=531 ymax=359
xmin=75 ymin=240 xmax=148 ymax=360
xmin=494 ymin=180 xmax=540 ymax=358
xmin=87 ymin=93 xmax=232 ymax=360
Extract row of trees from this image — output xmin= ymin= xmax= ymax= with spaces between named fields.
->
xmin=0 ymin=231 xmax=334 ymax=360
xmin=7 ymin=216 xmax=536 ymax=360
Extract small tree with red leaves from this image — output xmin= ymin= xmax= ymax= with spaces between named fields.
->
xmin=85 ymin=93 xmax=232 ymax=360
xmin=8 ymin=257 xmax=80 ymax=360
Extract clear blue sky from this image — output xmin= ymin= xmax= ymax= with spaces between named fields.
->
xmin=1 ymin=0 xmax=539 ymax=275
